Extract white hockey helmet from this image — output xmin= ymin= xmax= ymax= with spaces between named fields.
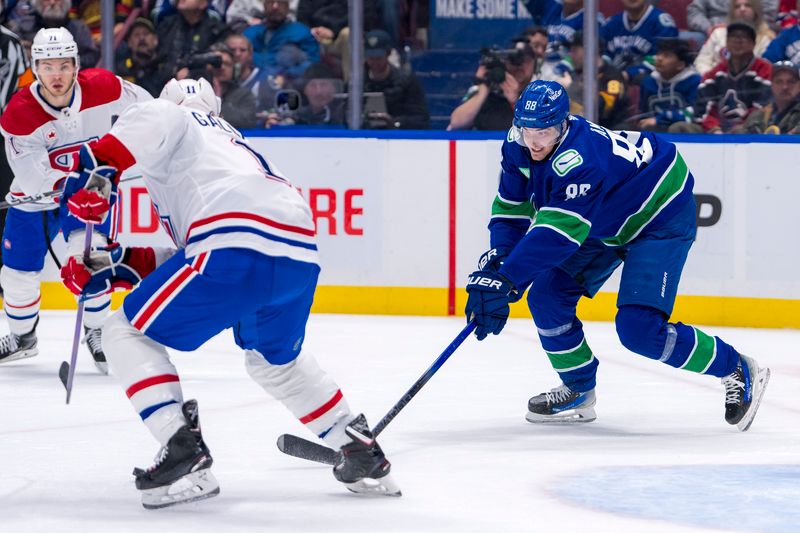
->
xmin=159 ymin=78 xmax=221 ymax=115
xmin=31 ymin=27 xmax=79 ymax=78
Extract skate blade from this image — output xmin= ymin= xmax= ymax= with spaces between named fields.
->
xmin=140 ymin=469 xmax=220 ymax=509
xmin=343 ymin=473 xmax=402 ymax=497
xmin=93 ymin=360 xmax=109 ymax=375
xmin=0 ymin=348 xmax=39 ymax=364
xmin=525 ymin=406 xmax=597 ymax=424
xmin=737 ymin=367 xmax=770 ymax=432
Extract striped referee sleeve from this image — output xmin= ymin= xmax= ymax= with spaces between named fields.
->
xmin=0 ymin=26 xmax=28 ymax=113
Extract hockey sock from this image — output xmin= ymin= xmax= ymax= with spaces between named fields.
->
xmin=245 ymin=349 xmax=355 ymax=448
xmin=82 ymin=293 xmax=111 ymax=329
xmin=104 ymin=311 xmax=186 ymax=445
xmin=537 ymin=317 xmax=599 ymax=393
xmin=0 ymin=266 xmax=41 ymax=335
xmin=616 ymin=305 xmax=740 ymax=377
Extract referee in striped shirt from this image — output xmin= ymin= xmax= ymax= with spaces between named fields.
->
xmin=0 ymin=21 xmax=30 ymax=280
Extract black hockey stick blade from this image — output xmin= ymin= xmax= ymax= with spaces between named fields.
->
xmin=58 ymin=361 xmax=69 ymax=387
xmin=276 ymin=434 xmax=338 ymax=466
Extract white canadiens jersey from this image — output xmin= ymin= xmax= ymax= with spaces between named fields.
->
xmin=104 ymin=99 xmax=318 ymax=265
xmin=0 ymin=68 xmax=152 ymax=212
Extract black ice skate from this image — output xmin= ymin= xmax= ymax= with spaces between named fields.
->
xmin=526 ymin=384 xmax=597 ymax=423
xmin=333 ymin=414 xmax=401 ymax=496
xmin=0 ymin=318 xmax=39 ymax=364
xmin=133 ymin=399 xmax=219 ymax=509
xmin=722 ymin=354 xmax=770 ymax=432
xmin=82 ymin=326 xmax=108 ymax=375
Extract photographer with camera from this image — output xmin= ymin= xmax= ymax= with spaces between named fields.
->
xmin=157 ymin=0 xmax=230 ymax=81
xmin=448 ymin=41 xmax=536 ymax=130
xmin=208 ymin=43 xmax=258 ymax=129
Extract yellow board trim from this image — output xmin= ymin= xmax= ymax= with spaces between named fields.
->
xmin=20 ymin=282 xmax=800 ymax=329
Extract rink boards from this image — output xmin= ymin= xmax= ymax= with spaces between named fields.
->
xmin=29 ymin=132 xmax=800 ymax=328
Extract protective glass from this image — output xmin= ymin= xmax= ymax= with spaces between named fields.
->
xmin=512 ymin=122 xmax=564 ymax=150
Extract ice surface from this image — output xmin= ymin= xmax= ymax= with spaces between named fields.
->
xmin=1 ymin=312 xmax=798 ymax=532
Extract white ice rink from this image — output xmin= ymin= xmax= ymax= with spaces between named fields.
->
xmin=1 ymin=312 xmax=798 ymax=533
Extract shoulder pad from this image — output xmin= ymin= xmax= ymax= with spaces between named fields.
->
xmin=78 ymin=68 xmax=122 ymax=111
xmin=0 ymin=86 xmax=52 ymax=136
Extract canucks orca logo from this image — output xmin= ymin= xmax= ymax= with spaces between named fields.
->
xmin=48 ymin=138 xmax=99 ymax=171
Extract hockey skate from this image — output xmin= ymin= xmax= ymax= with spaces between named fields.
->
xmin=133 ymin=400 xmax=219 ymax=509
xmin=526 ymin=384 xmax=597 ymax=423
xmin=721 ymin=354 xmax=770 ymax=432
xmin=82 ymin=326 xmax=108 ymax=375
xmin=0 ymin=318 xmax=38 ymax=364
xmin=333 ymin=414 xmax=401 ymax=497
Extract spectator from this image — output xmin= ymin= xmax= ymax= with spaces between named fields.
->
xmin=363 ymin=29 xmax=428 ymax=129
xmin=243 ymin=0 xmax=321 ymax=79
xmin=672 ymin=22 xmax=772 ymax=133
xmin=226 ymin=0 xmax=265 ymax=32
xmin=157 ymin=0 xmax=229 ymax=81
xmin=637 ymin=38 xmax=701 ymax=132
xmin=521 ymin=0 xmax=562 ymax=27
xmin=297 ymin=0 xmax=381 ymax=80
xmin=601 ymin=0 xmax=678 ymax=83
xmin=8 ymin=0 xmax=99 ymax=67
xmin=763 ymin=8 xmax=800 ymax=63
xmin=732 ymin=60 xmax=800 ymax=132
xmin=688 ymin=0 xmax=778 ymax=35
xmin=72 ymin=0 xmax=136 ymax=45
xmin=544 ymin=0 xmax=603 ymax=61
xmin=225 ymin=32 xmax=271 ymax=102
xmin=694 ymin=0 xmax=775 ymax=75
xmin=522 ymin=26 xmax=549 ymax=60
xmin=209 ymin=43 xmax=258 ymax=129
xmin=116 ymin=18 xmax=172 ymax=97
xmin=151 ymin=0 xmax=227 ymax=24
xmin=293 ymin=62 xmax=346 ymax=126
xmin=449 ymin=41 xmax=536 ymax=130
xmin=550 ymin=32 xmax=628 ymax=128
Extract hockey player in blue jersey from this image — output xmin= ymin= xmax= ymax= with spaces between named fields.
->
xmin=465 ymin=80 xmax=770 ymax=431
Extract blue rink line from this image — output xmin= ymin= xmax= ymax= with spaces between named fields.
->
xmin=550 ymin=465 xmax=800 ymax=532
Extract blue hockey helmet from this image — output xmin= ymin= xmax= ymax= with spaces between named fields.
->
xmin=513 ymin=80 xmax=570 ymax=129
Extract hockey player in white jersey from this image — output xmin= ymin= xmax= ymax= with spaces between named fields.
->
xmin=58 ymin=78 xmax=400 ymax=509
xmin=0 ymin=27 xmax=151 ymax=370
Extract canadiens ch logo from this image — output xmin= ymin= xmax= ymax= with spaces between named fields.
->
xmin=48 ymin=137 xmax=99 ymax=171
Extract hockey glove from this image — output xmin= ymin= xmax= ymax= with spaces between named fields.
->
xmin=465 ymin=270 xmax=518 ymax=341
xmin=477 ymin=248 xmax=508 ymax=273
xmin=60 ymin=144 xmax=118 ymax=224
xmin=61 ymin=243 xmax=156 ymax=299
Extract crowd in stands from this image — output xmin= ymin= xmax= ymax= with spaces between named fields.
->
xmin=449 ymin=0 xmax=800 ymax=134
xmin=1 ymin=0 xmax=799 ymax=133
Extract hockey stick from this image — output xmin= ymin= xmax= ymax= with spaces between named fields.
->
xmin=58 ymin=222 xmax=94 ymax=404
xmin=0 ymin=175 xmax=142 ymax=211
xmin=276 ymin=321 xmax=477 ymax=465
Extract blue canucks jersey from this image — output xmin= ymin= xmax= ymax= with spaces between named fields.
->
xmin=547 ymin=9 xmax=604 ymax=58
xmin=491 ymin=115 xmax=695 ymax=290
xmin=600 ymin=6 xmax=678 ymax=79
xmin=763 ymin=25 xmax=800 ymax=64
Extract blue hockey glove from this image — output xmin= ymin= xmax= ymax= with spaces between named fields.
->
xmin=60 ymin=144 xmax=118 ymax=224
xmin=465 ymin=270 xmax=518 ymax=341
xmin=61 ymin=243 xmax=156 ymax=299
xmin=477 ymin=248 xmax=508 ymax=273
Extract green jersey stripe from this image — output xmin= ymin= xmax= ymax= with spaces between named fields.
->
xmin=602 ymin=152 xmax=689 ymax=247
xmin=681 ymin=328 xmax=716 ymax=373
xmin=533 ymin=207 xmax=592 ymax=245
xmin=492 ymin=196 xmax=535 ymax=219
xmin=547 ymin=339 xmax=594 ymax=371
